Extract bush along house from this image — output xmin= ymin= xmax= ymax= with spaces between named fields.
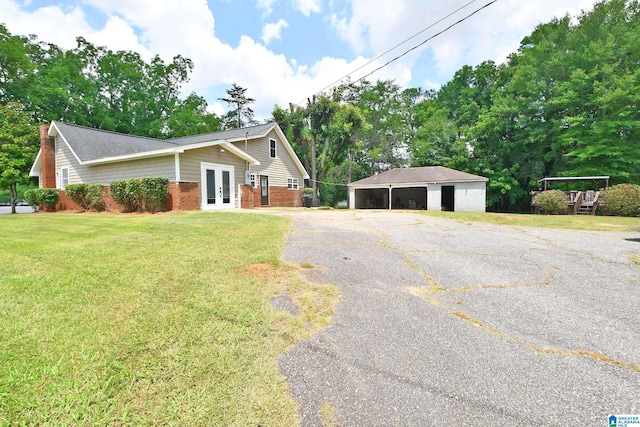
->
xmin=29 ymin=121 xmax=309 ymax=211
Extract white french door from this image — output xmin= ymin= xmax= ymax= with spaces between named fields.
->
xmin=201 ymin=163 xmax=234 ymax=210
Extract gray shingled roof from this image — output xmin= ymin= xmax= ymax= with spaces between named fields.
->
xmin=349 ymin=166 xmax=487 ymax=187
xmin=53 ymin=121 xmax=276 ymax=162
xmin=168 ymin=122 xmax=275 ymax=146
xmin=54 ymin=122 xmax=177 ymax=162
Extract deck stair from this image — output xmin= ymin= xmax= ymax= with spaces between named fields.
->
xmin=573 ymin=190 xmax=600 ymax=215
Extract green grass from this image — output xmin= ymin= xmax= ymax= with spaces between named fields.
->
xmin=0 ymin=211 xmax=339 ymax=426
xmin=420 ymin=210 xmax=640 ymax=232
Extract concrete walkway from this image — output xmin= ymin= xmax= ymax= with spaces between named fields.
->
xmin=276 ymin=210 xmax=640 ymax=426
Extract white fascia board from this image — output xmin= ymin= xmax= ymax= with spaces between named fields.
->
xmin=49 ymin=121 xmax=83 ymax=165
xmin=174 ymin=139 xmax=259 ymax=165
xmin=29 ymin=148 xmax=42 ymax=177
xmin=272 ymin=124 xmax=310 ymax=179
xmin=83 ymin=147 xmax=184 ymax=165
xmin=348 ymin=179 xmax=488 ymax=189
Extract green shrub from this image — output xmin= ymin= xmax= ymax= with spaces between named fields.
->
xmin=24 ymin=188 xmax=39 ymax=208
xmin=140 ymin=177 xmax=169 ymax=213
xmin=65 ymin=183 xmax=105 ymax=211
xmin=24 ymin=188 xmax=60 ymax=210
xmin=110 ymin=179 xmax=139 ymax=212
xmin=38 ymin=189 xmax=60 ymax=210
xmin=535 ymin=190 xmax=568 ymax=215
xmin=599 ymin=184 xmax=640 ymax=217
xmin=109 ymin=177 xmax=169 ymax=213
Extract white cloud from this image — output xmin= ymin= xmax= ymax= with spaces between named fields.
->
xmin=293 ymin=0 xmax=322 ymax=16
xmin=256 ymin=0 xmax=277 ymax=17
xmin=261 ymin=19 xmax=289 ymax=45
xmin=331 ymin=0 xmax=601 ymax=83
xmin=0 ymin=0 xmax=92 ymax=49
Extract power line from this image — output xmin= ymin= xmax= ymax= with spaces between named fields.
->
xmin=302 ymin=0 xmax=480 ymax=102
xmin=295 ymin=0 xmax=499 ymax=105
xmin=352 ymin=0 xmax=499 ymax=86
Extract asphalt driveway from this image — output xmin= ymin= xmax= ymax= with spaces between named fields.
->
xmin=276 ymin=210 xmax=640 ymax=426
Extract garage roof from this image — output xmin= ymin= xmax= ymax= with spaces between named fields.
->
xmin=348 ymin=166 xmax=488 ymax=187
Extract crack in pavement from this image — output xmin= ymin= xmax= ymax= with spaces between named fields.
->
xmin=408 ymin=286 xmax=640 ymax=375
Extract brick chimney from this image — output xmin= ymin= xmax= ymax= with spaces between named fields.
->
xmin=40 ymin=124 xmax=56 ymax=188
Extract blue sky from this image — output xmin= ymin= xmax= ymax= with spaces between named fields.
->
xmin=1 ymin=0 xmax=600 ymax=120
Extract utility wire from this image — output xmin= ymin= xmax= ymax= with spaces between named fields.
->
xmin=302 ymin=0 xmax=480 ymax=102
xmin=295 ymin=0 xmax=499 ymax=105
xmin=351 ymin=0 xmax=499 ymax=86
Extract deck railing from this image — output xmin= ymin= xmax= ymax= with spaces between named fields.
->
xmin=531 ymin=190 xmax=600 ymax=215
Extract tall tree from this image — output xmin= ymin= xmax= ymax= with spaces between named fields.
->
xmin=165 ymin=93 xmax=221 ymax=138
xmin=273 ymin=91 xmax=367 ymax=205
xmin=219 ymin=83 xmax=256 ymax=129
xmin=352 ymin=80 xmax=406 ymax=173
xmin=0 ymin=103 xmax=39 ymax=213
xmin=0 ymin=26 xmax=207 ymax=138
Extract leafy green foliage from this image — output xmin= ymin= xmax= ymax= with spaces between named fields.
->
xmin=599 ymin=184 xmax=640 ymax=216
xmin=23 ymin=188 xmax=38 ymax=208
xmin=534 ymin=190 xmax=569 ymax=215
xmin=64 ymin=183 xmax=105 ymax=211
xmin=0 ymin=102 xmax=39 ymax=212
xmin=109 ymin=177 xmax=169 ymax=213
xmin=0 ymin=183 xmax=36 ymax=203
xmin=109 ymin=179 xmax=138 ymax=212
xmin=0 ymin=25 xmax=219 ymax=138
xmin=24 ymin=188 xmax=59 ymax=210
xmin=275 ymin=91 xmax=368 ymax=205
xmin=139 ymin=177 xmax=170 ymax=213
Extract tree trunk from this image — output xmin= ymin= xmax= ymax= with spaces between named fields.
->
xmin=10 ymin=183 xmax=17 ymax=214
xmin=311 ymin=133 xmax=318 ymax=206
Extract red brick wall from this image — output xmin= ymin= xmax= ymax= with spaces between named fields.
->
xmin=57 ymin=187 xmax=121 ymax=211
xmin=241 ymin=185 xmax=301 ymax=208
xmin=241 ymin=185 xmax=258 ymax=209
xmin=40 ymin=124 xmax=56 ymax=188
xmin=168 ymin=182 xmax=200 ymax=210
xmin=266 ymin=186 xmax=302 ymax=207
xmin=52 ymin=182 xmax=300 ymax=211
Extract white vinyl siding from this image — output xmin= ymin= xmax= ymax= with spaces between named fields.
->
xmin=287 ymin=178 xmax=299 ymax=190
xmin=233 ymin=129 xmax=305 ymax=188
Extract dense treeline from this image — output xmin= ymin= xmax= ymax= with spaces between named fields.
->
xmin=1 ymin=0 xmax=638 ymax=211
xmin=0 ymin=24 xmax=220 ymax=138
xmin=274 ymin=0 xmax=640 ymax=210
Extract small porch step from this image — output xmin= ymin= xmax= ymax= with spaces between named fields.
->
xmin=577 ymin=206 xmax=593 ymax=215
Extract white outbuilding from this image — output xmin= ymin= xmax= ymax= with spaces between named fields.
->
xmin=347 ymin=166 xmax=488 ymax=212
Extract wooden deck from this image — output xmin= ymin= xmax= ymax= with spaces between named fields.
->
xmin=531 ymin=190 xmax=601 ymax=215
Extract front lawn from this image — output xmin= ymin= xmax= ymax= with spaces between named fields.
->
xmin=0 ymin=211 xmax=338 ymax=426
xmin=421 ymin=210 xmax=640 ymax=232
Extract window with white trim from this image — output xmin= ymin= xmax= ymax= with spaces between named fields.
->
xmin=250 ymin=173 xmax=257 ymax=188
xmin=287 ymin=178 xmax=299 ymax=190
xmin=269 ymin=138 xmax=277 ymax=158
xmin=60 ymin=167 xmax=69 ymax=189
